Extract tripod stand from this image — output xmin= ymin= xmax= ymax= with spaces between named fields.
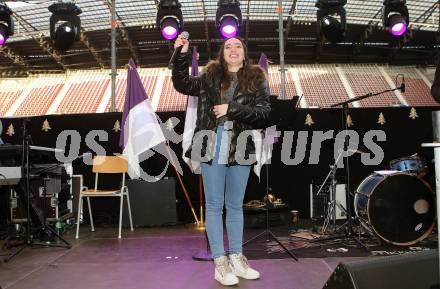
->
xmin=316 ymin=148 xmax=348 ymax=235
xmin=4 ymin=120 xmax=71 ymax=263
xmin=192 ymin=230 xmax=213 ymax=261
xmin=243 ymin=163 xmax=298 ymax=261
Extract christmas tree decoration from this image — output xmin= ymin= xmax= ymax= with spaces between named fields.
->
xmin=6 ymin=124 xmax=14 ymax=136
xmin=377 ymin=112 xmax=386 ymax=125
xmin=165 ymin=118 xmax=175 ymax=131
xmin=113 ymin=120 xmax=121 ymax=132
xmin=409 ymin=107 xmax=419 ymax=120
xmin=346 ymin=114 xmax=354 ymax=127
xmin=305 ymin=114 xmax=315 ymax=126
xmin=41 ymin=119 xmax=51 ymax=132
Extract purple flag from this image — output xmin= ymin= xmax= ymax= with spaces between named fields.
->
xmin=119 ymin=58 xmax=168 ymax=178
xmin=191 ymin=46 xmax=199 ymax=77
xmin=119 ymin=58 xmax=149 ymax=148
xmin=258 ymin=52 xmax=271 ymax=95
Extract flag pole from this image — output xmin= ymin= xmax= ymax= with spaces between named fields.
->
xmin=164 ymin=143 xmax=200 ymax=224
xmin=198 ymin=175 xmax=204 ymax=226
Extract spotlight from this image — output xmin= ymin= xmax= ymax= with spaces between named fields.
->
xmin=216 ymin=0 xmax=242 ymax=39
xmin=54 ymin=22 xmax=76 ymax=52
xmin=0 ymin=4 xmax=14 ymax=46
xmin=0 ymin=24 xmax=8 ymax=45
xmin=383 ymin=0 xmax=409 ymax=37
xmin=316 ymin=0 xmax=347 ymax=44
xmin=49 ymin=2 xmax=81 ymax=52
xmin=161 ymin=17 xmax=179 ymax=40
xmin=156 ymin=0 xmax=183 ymax=40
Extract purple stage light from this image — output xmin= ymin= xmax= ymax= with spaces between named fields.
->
xmin=160 ymin=17 xmax=179 ymax=40
xmin=219 ymin=17 xmax=238 ymax=38
xmin=390 ymin=21 xmax=407 ymax=37
xmin=0 ymin=24 xmax=8 ymax=46
xmin=388 ymin=13 xmax=407 ymax=37
xmin=162 ymin=26 xmax=177 ymax=40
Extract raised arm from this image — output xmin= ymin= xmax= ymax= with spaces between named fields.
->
xmin=171 ymin=34 xmax=202 ymax=97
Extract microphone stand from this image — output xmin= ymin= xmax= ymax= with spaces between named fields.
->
xmin=192 ymin=230 xmax=213 ymax=261
xmin=243 ymin=162 xmax=298 ymax=261
xmin=328 ymin=84 xmax=405 ymax=250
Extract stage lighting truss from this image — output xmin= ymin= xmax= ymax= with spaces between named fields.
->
xmin=382 ymin=0 xmax=409 ymax=37
xmin=156 ymin=0 xmax=183 ymax=40
xmin=316 ymin=0 xmax=347 ymax=44
xmin=48 ymin=2 xmax=82 ymax=52
xmin=216 ymin=0 xmax=242 ymax=39
xmin=0 ymin=3 xmax=14 ymax=46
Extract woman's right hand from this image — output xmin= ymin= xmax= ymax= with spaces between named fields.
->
xmin=174 ymin=33 xmax=189 ymax=54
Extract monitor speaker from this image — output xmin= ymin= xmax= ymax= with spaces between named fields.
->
xmin=323 ymin=249 xmax=439 ymax=289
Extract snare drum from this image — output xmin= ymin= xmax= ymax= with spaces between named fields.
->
xmin=389 ymin=155 xmax=427 ymax=176
xmin=355 ymin=171 xmax=435 ymax=246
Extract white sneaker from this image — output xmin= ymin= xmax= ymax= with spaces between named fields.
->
xmin=214 ymin=256 xmax=239 ymax=286
xmin=229 ymin=253 xmax=260 ymax=280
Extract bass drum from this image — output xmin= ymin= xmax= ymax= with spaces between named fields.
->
xmin=355 ymin=171 xmax=435 ymax=246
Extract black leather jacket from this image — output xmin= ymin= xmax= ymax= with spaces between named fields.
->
xmin=172 ymin=53 xmax=271 ymax=165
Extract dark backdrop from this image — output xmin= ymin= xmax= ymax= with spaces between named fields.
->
xmin=0 ymin=106 xmax=436 ymax=224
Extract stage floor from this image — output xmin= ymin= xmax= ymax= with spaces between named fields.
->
xmin=0 ymin=225 xmax=376 ymax=289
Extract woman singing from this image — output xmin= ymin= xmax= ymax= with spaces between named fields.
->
xmin=172 ymin=34 xmax=270 ymax=286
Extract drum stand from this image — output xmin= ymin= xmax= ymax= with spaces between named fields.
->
xmin=315 ymin=147 xmax=370 ymax=248
xmin=316 ymin=148 xmax=344 ymax=234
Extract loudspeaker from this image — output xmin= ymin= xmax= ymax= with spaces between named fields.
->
xmin=323 ymin=249 xmax=439 ymax=289
xmin=122 ymin=178 xmax=177 ymax=227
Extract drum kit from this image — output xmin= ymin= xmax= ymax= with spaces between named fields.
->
xmin=320 ymin=153 xmax=436 ymax=247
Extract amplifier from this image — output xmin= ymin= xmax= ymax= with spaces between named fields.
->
xmin=310 ymin=182 xmax=346 ymax=220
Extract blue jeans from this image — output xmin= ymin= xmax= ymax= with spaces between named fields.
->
xmin=201 ymin=126 xmax=251 ymax=259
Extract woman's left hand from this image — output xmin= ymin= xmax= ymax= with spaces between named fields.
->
xmin=213 ymin=104 xmax=228 ymax=119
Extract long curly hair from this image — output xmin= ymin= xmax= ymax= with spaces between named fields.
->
xmin=204 ymin=37 xmax=266 ymax=94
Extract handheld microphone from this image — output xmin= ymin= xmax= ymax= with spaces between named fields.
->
xmin=168 ymin=31 xmax=190 ymax=70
